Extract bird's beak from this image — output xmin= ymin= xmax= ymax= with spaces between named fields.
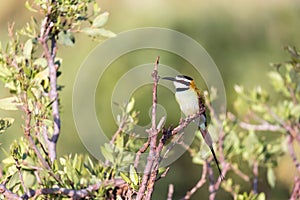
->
xmin=162 ymin=77 xmax=176 ymax=81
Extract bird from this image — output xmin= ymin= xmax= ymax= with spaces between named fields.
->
xmin=162 ymin=75 xmax=224 ymax=180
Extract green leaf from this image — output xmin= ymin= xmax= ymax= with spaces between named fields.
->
xmin=25 ymin=1 xmax=37 ymax=12
xmin=100 ymin=144 xmax=114 ymax=163
xmin=33 ymin=58 xmax=48 ymax=68
xmin=115 ymin=134 xmax=124 ymax=149
xmin=126 ymin=98 xmax=135 ymax=113
xmin=0 ymin=118 xmax=14 ymax=133
xmin=268 ymin=71 xmax=285 ymax=92
xmin=120 ymin=172 xmax=131 ymax=184
xmin=290 ymin=105 xmax=300 ymax=119
xmin=58 ymin=31 xmax=75 ymax=46
xmin=23 ymin=171 xmax=35 ymax=188
xmin=33 ymin=67 xmax=49 ymax=89
xmin=267 ymin=167 xmax=276 ymax=188
xmin=0 ymin=96 xmax=22 ymax=110
xmin=257 ymin=193 xmax=266 ymax=200
xmin=6 ymin=173 xmax=20 ymax=189
xmin=82 ymin=27 xmax=116 ymax=38
xmin=92 ymin=12 xmax=109 ymax=27
xmin=93 ymin=2 xmax=101 ymax=14
xmin=0 ymin=64 xmax=12 ymax=77
xmin=97 ymin=28 xmax=116 ymax=38
xmin=129 ymin=165 xmax=139 ymax=186
xmin=23 ymin=39 xmax=33 ymax=59
xmin=60 ymin=157 xmax=66 ymax=166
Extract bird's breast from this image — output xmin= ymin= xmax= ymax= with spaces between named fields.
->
xmin=175 ymin=89 xmax=199 ymax=116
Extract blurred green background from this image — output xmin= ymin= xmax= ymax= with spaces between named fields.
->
xmin=1 ymin=0 xmax=300 ymax=199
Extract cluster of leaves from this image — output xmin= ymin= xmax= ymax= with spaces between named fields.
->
xmin=224 ymin=46 xmax=299 ymax=199
xmin=2 ymin=138 xmax=112 ymax=198
xmin=0 ymin=0 xmax=116 ymax=199
xmin=0 ymin=0 xmax=299 ymax=199
xmin=101 ymin=98 xmax=141 ymax=171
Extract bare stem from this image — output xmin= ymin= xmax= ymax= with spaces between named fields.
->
xmin=38 ymin=6 xmax=60 ymax=163
xmin=15 ymin=159 xmax=27 ymax=195
xmin=182 ymin=161 xmax=207 ymax=200
xmin=167 ymin=184 xmax=174 ymax=200
xmin=0 ymin=184 xmax=22 ymax=200
xmin=136 ymin=56 xmax=160 ymax=200
xmin=208 ymin=163 xmax=216 ymax=200
xmin=290 ymin=177 xmax=300 ymax=200
xmin=287 ymin=135 xmax=300 ymax=175
xmin=252 ymin=161 xmax=259 ymax=194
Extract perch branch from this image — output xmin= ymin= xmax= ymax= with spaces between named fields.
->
xmin=136 ymin=56 xmax=160 ymax=200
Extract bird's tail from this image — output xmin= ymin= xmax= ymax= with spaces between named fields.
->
xmin=198 ymin=114 xmax=224 ymax=180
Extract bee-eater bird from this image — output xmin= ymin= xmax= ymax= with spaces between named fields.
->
xmin=163 ymin=75 xmax=224 ymax=180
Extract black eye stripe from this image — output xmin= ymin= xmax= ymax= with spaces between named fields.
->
xmin=177 ymin=75 xmax=193 ymax=81
xmin=176 ymin=87 xmax=189 ymax=92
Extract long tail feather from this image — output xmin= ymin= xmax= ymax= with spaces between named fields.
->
xmin=209 ymin=146 xmax=225 ymax=180
xmin=198 ymin=114 xmax=224 ymax=180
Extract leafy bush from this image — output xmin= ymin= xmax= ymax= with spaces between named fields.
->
xmin=0 ymin=1 xmax=299 ymax=200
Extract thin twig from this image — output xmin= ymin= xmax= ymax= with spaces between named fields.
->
xmin=171 ymin=110 xmax=204 ymax=137
xmin=134 ymin=138 xmax=150 ymax=169
xmin=110 ymin=120 xmax=125 ymax=145
xmin=239 ymin=121 xmax=282 ymax=132
xmin=15 ymin=159 xmax=28 ymax=195
xmin=22 ymin=94 xmax=63 ymax=185
xmin=155 ymin=167 xmax=170 ymax=182
xmin=182 ymin=161 xmax=207 ymax=200
xmin=231 ymin=164 xmax=250 ymax=182
xmin=208 ymin=162 xmax=216 ymax=200
xmin=167 ymin=184 xmax=174 ymax=200
xmin=287 ymin=135 xmax=300 ymax=175
xmin=252 ymin=160 xmax=259 ymax=194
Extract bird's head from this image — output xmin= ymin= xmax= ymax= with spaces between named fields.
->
xmin=162 ymin=75 xmax=195 ymax=92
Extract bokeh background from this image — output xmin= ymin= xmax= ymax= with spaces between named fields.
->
xmin=1 ymin=0 xmax=300 ymax=199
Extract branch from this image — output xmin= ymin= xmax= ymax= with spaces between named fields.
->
xmin=24 ymin=179 xmax=126 ymax=199
xmin=230 ymin=164 xmax=250 ymax=182
xmin=290 ymin=177 xmax=300 ymax=200
xmin=14 ymin=159 xmax=27 ymax=195
xmin=0 ymin=184 xmax=22 ymax=200
xmin=22 ymin=94 xmax=63 ymax=185
xmin=167 ymin=184 xmax=174 ymax=200
xmin=287 ymin=135 xmax=300 ymax=175
xmin=134 ymin=117 xmax=165 ymax=169
xmin=239 ymin=121 xmax=282 ymax=132
xmin=134 ymin=138 xmax=150 ymax=169
xmin=252 ymin=160 xmax=259 ymax=194
xmin=171 ymin=110 xmax=204 ymax=137
xmin=208 ymin=162 xmax=216 ymax=200
xmin=110 ymin=120 xmax=125 ymax=145
xmin=182 ymin=161 xmax=207 ymax=200
xmin=38 ymin=7 xmax=60 ymax=163
xmin=136 ymin=56 xmax=160 ymax=200
xmin=1 ymin=174 xmax=125 ymax=199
